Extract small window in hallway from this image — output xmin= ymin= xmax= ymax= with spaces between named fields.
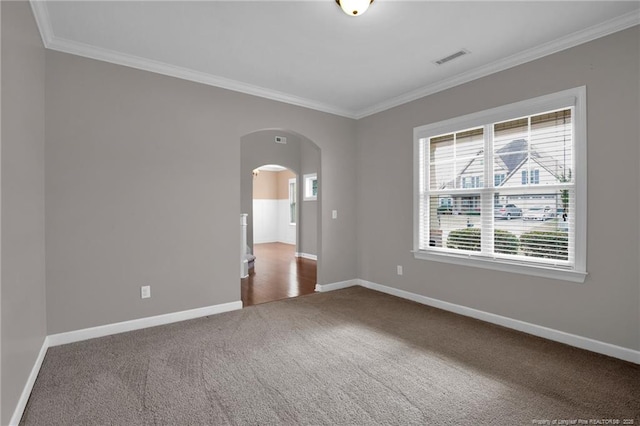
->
xmin=304 ymin=173 xmax=318 ymax=200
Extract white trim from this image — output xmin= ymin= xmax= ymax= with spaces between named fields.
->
xmin=356 ymin=280 xmax=639 ymax=365
xmin=413 ymin=86 xmax=587 ymax=281
xmin=314 ymin=279 xmax=639 ymax=364
xmin=10 ymin=300 xmax=242 ymax=424
xmin=412 ymin=251 xmax=587 ymax=283
xmin=314 ymin=279 xmax=358 ymax=293
xmin=30 ymin=2 xmax=637 ymax=120
xmin=48 ymin=301 xmax=242 ymax=347
xmin=9 ymin=283 xmax=640 ymax=424
xmin=303 ymin=173 xmax=318 ymax=201
xmin=354 ymin=11 xmax=639 ymax=119
xmin=42 ymin=36 xmax=357 ymax=119
xmin=29 ymin=0 xmax=54 ymax=49
xmin=295 ymin=252 xmax=318 ymax=261
xmin=9 ymin=338 xmax=49 ymax=426
xmin=414 ymin=87 xmax=582 ymax=139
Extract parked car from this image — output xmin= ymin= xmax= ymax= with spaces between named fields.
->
xmin=494 ymin=204 xmax=522 ymax=220
xmin=523 ymin=206 xmax=555 ymax=221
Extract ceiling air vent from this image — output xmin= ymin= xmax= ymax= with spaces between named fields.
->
xmin=435 ymin=49 xmax=470 ymax=65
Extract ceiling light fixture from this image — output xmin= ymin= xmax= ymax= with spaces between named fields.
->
xmin=336 ymin=0 xmax=373 ymax=17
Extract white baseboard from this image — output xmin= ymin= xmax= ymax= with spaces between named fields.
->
xmin=9 ymin=337 xmax=49 ymax=426
xmin=11 ymin=299 xmax=243 ymax=424
xmin=48 ymin=300 xmax=243 ymax=347
xmin=315 ymin=279 xmax=358 ymax=293
xmin=295 ymin=252 xmax=318 ymax=261
xmin=11 ymin=281 xmax=639 ymax=424
xmin=319 ymin=278 xmax=640 ymax=364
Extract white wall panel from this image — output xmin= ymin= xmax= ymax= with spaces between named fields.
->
xmin=252 ymin=199 xmax=279 ymax=244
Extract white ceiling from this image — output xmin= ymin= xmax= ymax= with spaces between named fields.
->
xmin=31 ymin=1 xmax=639 ymax=119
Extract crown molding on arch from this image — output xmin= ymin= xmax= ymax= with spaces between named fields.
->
xmin=30 ymin=1 xmax=639 ymax=120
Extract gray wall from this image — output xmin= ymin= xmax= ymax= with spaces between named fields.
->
xmin=2 ymin=9 xmax=637 ymax=421
xmin=45 ymin=51 xmax=356 ymax=334
xmin=356 ymin=26 xmax=640 ymax=351
xmin=300 ymin=142 xmax=319 ymax=256
xmin=1 ymin=1 xmax=47 ymax=424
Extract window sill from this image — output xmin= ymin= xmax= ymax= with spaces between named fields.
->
xmin=413 ymin=250 xmax=587 ymax=283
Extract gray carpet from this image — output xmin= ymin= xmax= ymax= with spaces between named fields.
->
xmin=21 ymin=286 xmax=640 ymax=425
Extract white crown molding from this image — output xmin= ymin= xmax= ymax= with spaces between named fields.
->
xmin=354 ymin=10 xmax=640 ymax=119
xmin=29 ymin=0 xmax=54 ymax=48
xmin=29 ymin=1 xmax=640 ymax=120
xmin=45 ymin=36 xmax=359 ymax=119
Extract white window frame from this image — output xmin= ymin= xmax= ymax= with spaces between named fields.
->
xmin=288 ymin=178 xmax=297 ymax=225
xmin=303 ymin=173 xmax=318 ymax=201
xmin=413 ymin=87 xmax=587 ymax=283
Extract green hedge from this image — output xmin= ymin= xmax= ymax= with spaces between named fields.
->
xmin=519 ymin=231 xmax=568 ymax=260
xmin=446 ymin=228 xmax=519 ymax=254
xmin=495 ymin=230 xmax=520 ymax=254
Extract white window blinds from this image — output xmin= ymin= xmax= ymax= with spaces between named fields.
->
xmin=414 ymin=87 xmax=586 ymax=281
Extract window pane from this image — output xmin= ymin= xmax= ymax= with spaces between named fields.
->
xmin=493 ymin=190 xmax=573 ymax=261
xmin=494 ymin=118 xmax=527 ymax=189
xmin=494 ymin=118 xmax=528 ymax=152
xmin=430 ymin=128 xmax=484 ymax=190
xmin=430 ymin=134 xmax=455 ymax=190
xmin=455 ymin=128 xmax=484 ymax=159
xmin=430 ymin=133 xmax=454 ymax=163
xmin=493 ymin=109 xmax=573 ymax=188
xmin=427 ymin=195 xmax=482 ymax=251
xmin=456 ymin=128 xmax=484 ymax=189
xmin=530 ymin=109 xmax=573 ymax=184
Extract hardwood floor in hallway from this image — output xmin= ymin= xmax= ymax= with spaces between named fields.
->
xmin=241 ymin=242 xmax=317 ymax=307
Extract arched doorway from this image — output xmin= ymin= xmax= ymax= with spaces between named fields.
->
xmin=240 ymin=129 xmax=321 ymax=306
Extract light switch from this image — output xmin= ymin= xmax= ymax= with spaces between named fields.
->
xmin=332 ymin=210 xmax=337 ymax=219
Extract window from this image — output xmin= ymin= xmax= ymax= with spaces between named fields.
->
xmin=303 ymin=173 xmax=318 ymax=200
xmin=288 ymin=178 xmax=296 ymax=224
xmin=462 ymin=176 xmax=481 ymax=189
xmin=414 ymin=87 xmax=587 ymax=282
xmin=522 ymin=169 xmax=540 ymax=184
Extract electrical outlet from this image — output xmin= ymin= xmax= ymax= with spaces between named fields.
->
xmin=141 ymin=285 xmax=151 ymax=299
xmin=397 ymin=265 xmax=403 ymax=276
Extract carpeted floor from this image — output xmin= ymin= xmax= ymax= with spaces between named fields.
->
xmin=21 ymin=286 xmax=640 ymax=425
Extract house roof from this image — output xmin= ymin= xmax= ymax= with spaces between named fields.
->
xmin=440 ymin=138 xmax=568 ymax=189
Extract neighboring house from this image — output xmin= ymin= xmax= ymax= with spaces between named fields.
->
xmin=437 ymin=139 xmax=571 ymax=213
